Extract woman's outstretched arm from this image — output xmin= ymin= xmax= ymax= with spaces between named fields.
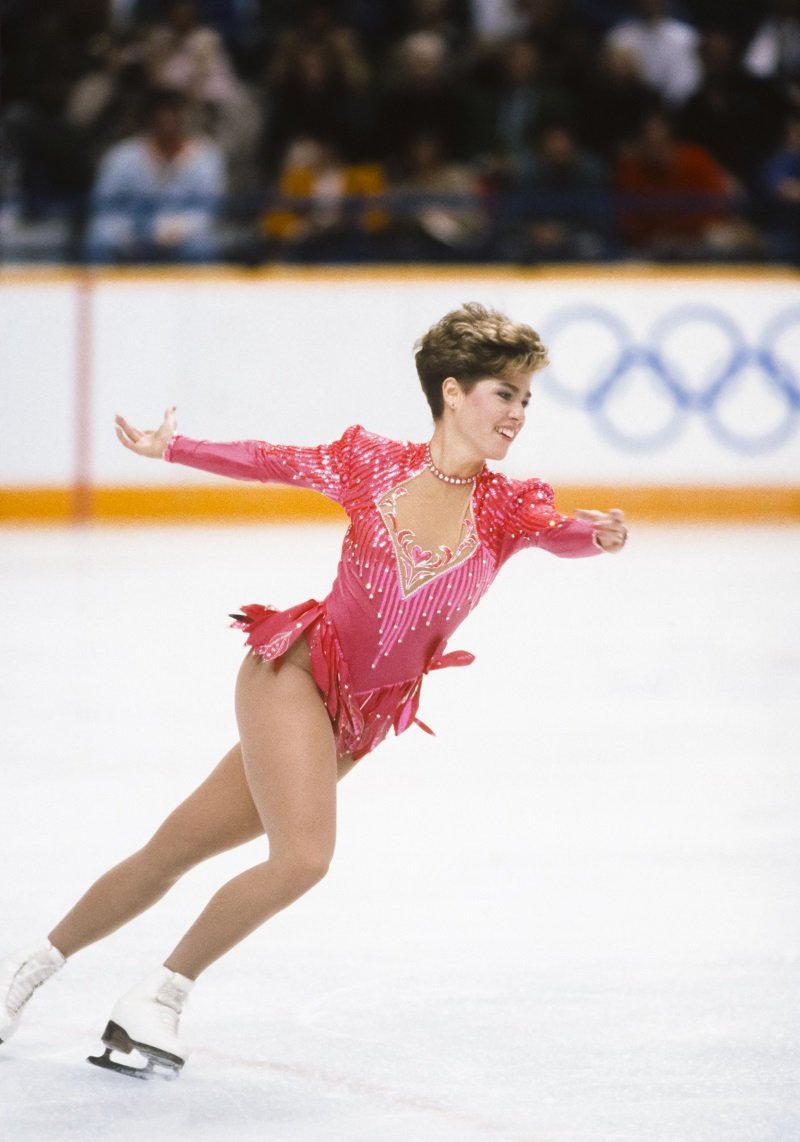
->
xmin=116 ymin=412 xmax=365 ymax=505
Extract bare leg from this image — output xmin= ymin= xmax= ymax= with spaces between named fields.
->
xmin=164 ymin=650 xmax=338 ymax=979
xmin=48 ymin=744 xmax=264 ymax=958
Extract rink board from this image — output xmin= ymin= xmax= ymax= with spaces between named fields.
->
xmin=1 ymin=265 xmax=798 ymax=522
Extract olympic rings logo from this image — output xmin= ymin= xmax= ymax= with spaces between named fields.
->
xmin=540 ymin=305 xmax=800 ymax=454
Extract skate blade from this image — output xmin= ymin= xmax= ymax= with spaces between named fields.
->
xmin=86 ymin=1020 xmax=183 ymax=1081
xmin=87 ymin=1047 xmax=161 ymax=1080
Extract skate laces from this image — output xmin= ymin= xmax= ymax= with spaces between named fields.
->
xmin=7 ymin=948 xmax=65 ymax=1016
xmin=155 ymin=978 xmax=189 ymax=1030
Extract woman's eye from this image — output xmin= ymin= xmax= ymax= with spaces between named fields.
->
xmin=497 ymin=391 xmax=512 ymax=400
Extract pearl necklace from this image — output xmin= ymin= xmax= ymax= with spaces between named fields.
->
xmin=425 ymin=444 xmax=483 ymax=486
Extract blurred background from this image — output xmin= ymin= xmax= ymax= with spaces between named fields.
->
xmin=1 ymin=0 xmax=800 ymax=266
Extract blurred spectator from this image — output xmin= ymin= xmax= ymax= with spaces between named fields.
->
xmin=501 ymin=121 xmax=611 ymax=259
xmin=387 ymin=130 xmax=490 ymax=259
xmin=267 ymin=2 xmax=370 ymax=90
xmin=264 ymin=6 xmax=371 ymax=174
xmin=397 ymin=0 xmax=471 ymax=54
xmin=604 ymin=0 xmax=701 ymax=107
xmin=261 ymin=137 xmax=387 ymax=259
xmin=264 ymin=44 xmax=368 ymax=176
xmin=481 ymin=38 xmax=575 ymax=177
xmin=85 ymin=87 xmax=224 ymax=262
xmin=576 ymin=42 xmax=661 ymax=160
xmin=468 ymin=0 xmax=529 ymax=41
xmin=142 ymin=1 xmax=262 ymax=189
xmin=744 ymin=0 xmax=800 ymax=105
xmin=144 ymin=1 xmax=240 ymax=101
xmin=761 ymin=111 xmax=800 ymax=259
xmin=115 ymin=1 xmax=268 ymax=80
xmin=677 ymin=30 xmax=786 ymax=190
xmin=373 ymin=32 xmax=478 ymax=164
xmin=615 ymin=111 xmax=760 ymax=257
xmin=65 ymin=33 xmax=151 ymax=171
xmin=514 ymin=0 xmax=593 ymax=85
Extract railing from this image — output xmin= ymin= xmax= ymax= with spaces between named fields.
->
xmin=0 ymin=188 xmax=795 ymax=264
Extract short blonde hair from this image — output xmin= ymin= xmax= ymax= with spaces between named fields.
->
xmin=415 ymin=302 xmax=548 ymax=419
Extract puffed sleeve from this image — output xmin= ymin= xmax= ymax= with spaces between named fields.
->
xmin=498 ymin=478 xmax=602 ymax=560
xmin=163 ymin=424 xmax=366 ymax=506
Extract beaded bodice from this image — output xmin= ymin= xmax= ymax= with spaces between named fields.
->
xmin=374 ymin=482 xmax=479 ymax=599
xmin=165 ymin=425 xmax=600 ymax=693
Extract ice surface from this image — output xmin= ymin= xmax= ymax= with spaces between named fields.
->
xmin=1 ymin=523 xmax=798 ymax=1142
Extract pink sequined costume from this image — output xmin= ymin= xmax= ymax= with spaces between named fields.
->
xmin=165 ymin=426 xmax=602 ymax=759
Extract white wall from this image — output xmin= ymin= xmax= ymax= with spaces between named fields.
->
xmin=2 ymin=271 xmax=799 ymax=487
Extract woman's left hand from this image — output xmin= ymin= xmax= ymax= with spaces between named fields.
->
xmin=574 ymin=507 xmax=628 ymax=553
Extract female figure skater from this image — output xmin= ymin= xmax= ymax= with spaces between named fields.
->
xmin=0 ymin=303 xmax=626 ymax=1079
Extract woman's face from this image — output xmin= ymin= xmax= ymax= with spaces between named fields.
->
xmin=447 ymin=372 xmax=532 ymax=461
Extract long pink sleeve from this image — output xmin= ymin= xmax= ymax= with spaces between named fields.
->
xmin=530 ymin=516 xmax=601 ymax=557
xmin=163 ymin=426 xmax=361 ymax=505
xmin=493 ymin=477 xmax=603 ymax=560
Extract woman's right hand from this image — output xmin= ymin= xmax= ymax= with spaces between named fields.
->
xmin=115 ymin=406 xmax=177 ymax=458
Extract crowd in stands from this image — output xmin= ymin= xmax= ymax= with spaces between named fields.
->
xmin=2 ymin=0 xmax=799 ymax=264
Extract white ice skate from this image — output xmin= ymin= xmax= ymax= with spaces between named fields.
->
xmin=87 ymin=966 xmax=193 ymax=1080
xmin=0 ymin=941 xmax=66 ymax=1043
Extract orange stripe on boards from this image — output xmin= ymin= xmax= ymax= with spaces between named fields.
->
xmin=0 ymin=489 xmax=75 ymax=522
xmin=2 ymin=485 xmax=799 ymax=524
xmin=92 ymin=485 xmax=347 ymax=523
xmin=554 ymin=486 xmax=800 ymax=522
xmin=0 ymin=485 xmax=344 ymax=524
xmin=2 ymin=265 xmax=800 ymax=288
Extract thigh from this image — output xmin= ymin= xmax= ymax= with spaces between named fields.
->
xmin=146 ymin=744 xmax=265 ymax=866
xmin=234 ymin=651 xmax=338 ymax=862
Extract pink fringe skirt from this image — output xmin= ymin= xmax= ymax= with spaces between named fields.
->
xmin=231 ymin=600 xmax=430 ymax=760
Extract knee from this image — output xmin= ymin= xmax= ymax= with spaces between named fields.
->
xmin=275 ymin=846 xmax=333 ymax=893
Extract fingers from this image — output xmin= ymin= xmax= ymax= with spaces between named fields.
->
xmin=115 ymin=408 xmax=177 ymax=440
xmin=114 ymin=413 xmax=142 ymax=443
xmin=575 ymin=507 xmax=626 ymax=525
xmin=576 ymin=506 xmax=628 ymax=553
xmin=115 ymin=425 xmax=139 ymax=452
xmin=599 ymin=532 xmax=627 ymax=552
xmin=115 ymin=407 xmax=177 ymax=458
